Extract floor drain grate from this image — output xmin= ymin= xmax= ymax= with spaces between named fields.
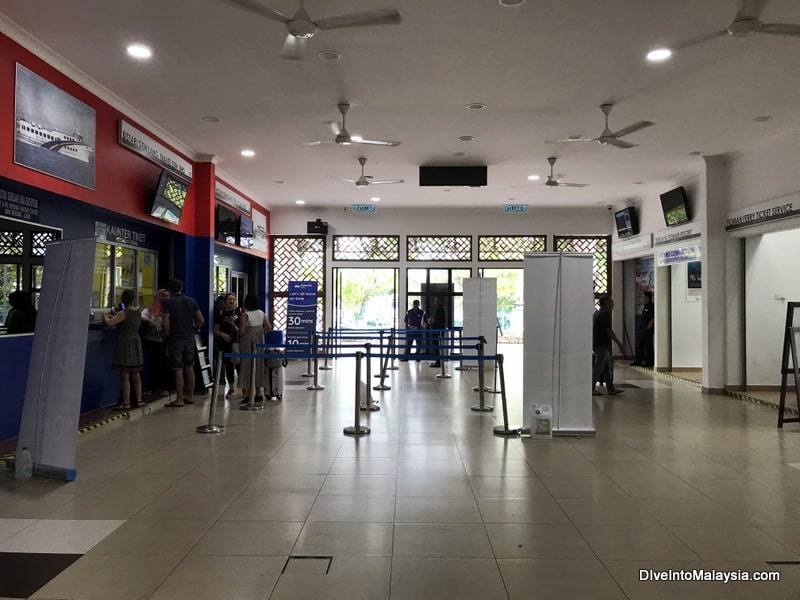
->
xmin=283 ymin=556 xmax=333 ymax=575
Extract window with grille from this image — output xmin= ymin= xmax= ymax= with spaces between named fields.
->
xmin=478 ymin=235 xmax=546 ymax=261
xmin=407 ymin=236 xmax=472 ymax=261
xmin=553 ymin=235 xmax=611 ymax=297
xmin=333 ymin=235 xmax=400 ymax=261
xmin=0 ymin=231 xmax=23 ymax=256
xmin=31 ymin=231 xmax=58 ymax=256
xmin=270 ymin=235 xmax=326 ymax=330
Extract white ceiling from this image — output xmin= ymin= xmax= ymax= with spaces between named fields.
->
xmin=2 ymin=0 xmax=800 ymax=211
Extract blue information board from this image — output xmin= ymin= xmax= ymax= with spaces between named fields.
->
xmin=286 ymin=281 xmax=318 ymax=355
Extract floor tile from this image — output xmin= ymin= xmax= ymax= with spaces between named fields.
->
xmin=499 ymin=558 xmax=628 ymax=600
xmin=0 ymin=552 xmax=81 ymax=599
xmin=557 ymin=498 xmax=661 ymax=525
xmin=390 ymin=558 xmax=507 ymax=600
xmin=87 ymin=519 xmax=212 ymax=555
xmin=0 ymin=518 xmax=35 ymax=542
xmin=577 ymin=524 xmax=701 ymax=560
xmin=393 ymin=523 xmax=493 ymax=558
xmin=271 ymin=556 xmax=390 ymax=600
xmin=191 ymin=520 xmax=302 ymax=555
xmin=485 ymin=523 xmax=595 ymax=559
xmin=219 ymin=493 xmax=316 ymax=521
xmin=292 ymin=522 xmax=393 ymax=557
xmin=668 ymin=525 xmax=799 ymax=561
xmin=0 ymin=519 xmax=123 ymax=554
xmin=396 ymin=495 xmax=481 ymax=523
xmin=476 ymin=496 xmax=569 ymax=524
xmin=307 ymin=494 xmax=396 ymax=522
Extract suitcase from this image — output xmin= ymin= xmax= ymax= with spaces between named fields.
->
xmin=266 ymin=365 xmax=283 ymax=400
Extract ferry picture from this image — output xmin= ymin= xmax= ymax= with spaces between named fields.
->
xmin=14 ymin=63 xmax=96 ymax=190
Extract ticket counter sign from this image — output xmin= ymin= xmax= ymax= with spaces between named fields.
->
xmin=286 ymin=281 xmax=318 ymax=356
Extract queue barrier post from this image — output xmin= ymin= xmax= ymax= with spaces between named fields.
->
xmin=361 ymin=343 xmax=380 ymax=411
xmin=307 ymin=332 xmax=325 ymax=391
xmin=301 ymin=330 xmax=314 ymax=378
xmin=493 ymin=354 xmax=520 ymax=436
xmin=386 ymin=327 xmax=399 ymax=370
xmin=197 ymin=351 xmax=226 ymax=434
xmin=374 ymin=330 xmax=385 ymax=378
xmin=344 ymin=351 xmax=371 ymax=436
xmin=373 ymin=332 xmax=392 ymax=391
xmin=319 ymin=326 xmax=333 ymax=370
xmin=472 ymin=336 xmax=491 ymax=392
xmin=471 ymin=341 xmax=493 ymax=412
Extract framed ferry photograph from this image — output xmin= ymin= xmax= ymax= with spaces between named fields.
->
xmin=14 ymin=63 xmax=96 ymax=189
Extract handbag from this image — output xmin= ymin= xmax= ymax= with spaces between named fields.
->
xmin=230 ymin=341 xmax=241 ymax=365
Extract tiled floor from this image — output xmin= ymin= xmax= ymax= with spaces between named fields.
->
xmin=2 ymin=347 xmax=800 ymax=599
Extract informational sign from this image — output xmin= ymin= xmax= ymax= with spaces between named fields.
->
xmin=286 ymin=281 xmax=318 ymax=356
xmin=215 ymin=180 xmax=252 ymax=216
xmin=94 ymin=221 xmax=148 ymax=248
xmin=656 ymin=245 xmax=702 ymax=267
xmin=252 ymin=210 xmax=267 ymax=252
xmin=653 ymin=222 xmax=702 ymax=246
xmin=725 ymin=193 xmax=800 ymax=231
xmin=611 ymin=234 xmax=652 ymax=260
xmin=352 ymin=204 xmax=376 ymax=213
xmin=0 ymin=188 xmax=40 ymax=222
xmin=503 ymin=204 xmax=528 ymax=213
xmin=118 ymin=119 xmax=193 ymax=180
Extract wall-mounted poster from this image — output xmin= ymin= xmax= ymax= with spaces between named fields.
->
xmin=14 ymin=64 xmax=96 ymax=189
xmin=687 ymin=260 xmax=701 ymax=298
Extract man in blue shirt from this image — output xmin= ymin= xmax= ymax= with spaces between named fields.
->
xmin=401 ymin=299 xmax=427 ymax=361
xmin=592 ymin=295 xmax=624 ymax=396
xmin=162 ymin=278 xmax=205 ymax=407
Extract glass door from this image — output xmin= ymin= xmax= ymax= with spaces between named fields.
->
xmin=332 ymin=268 xmax=398 ymax=330
xmin=478 ymin=268 xmax=524 ymax=342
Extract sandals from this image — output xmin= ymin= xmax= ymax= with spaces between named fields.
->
xmin=112 ymin=404 xmax=131 ymax=411
xmin=164 ymin=400 xmax=185 ymax=407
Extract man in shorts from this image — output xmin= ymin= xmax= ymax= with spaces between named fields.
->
xmin=161 ymin=278 xmax=205 ymax=407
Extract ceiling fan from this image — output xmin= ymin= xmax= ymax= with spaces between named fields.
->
xmin=303 ymin=103 xmax=401 ymax=147
xmin=221 ymin=0 xmax=401 ymax=60
xmin=650 ymin=0 xmax=800 ymax=55
xmin=544 ymin=157 xmax=587 ymax=188
xmin=551 ymin=104 xmax=653 ymax=149
xmin=332 ymin=156 xmax=404 ymax=187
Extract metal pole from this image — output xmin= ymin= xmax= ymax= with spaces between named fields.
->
xmin=241 ymin=341 xmax=263 ymax=411
xmin=471 ymin=341 xmax=493 ymax=411
xmin=307 ymin=332 xmax=325 ymax=390
xmin=301 ymin=330 xmax=315 ymax=377
xmin=362 ymin=343 xmax=379 ymax=411
xmin=197 ymin=351 xmax=226 ymax=433
xmin=435 ymin=331 xmax=451 ymax=379
xmin=320 ymin=326 xmax=333 ymax=370
xmin=472 ymin=336 xmax=490 ymax=392
xmin=493 ymin=354 xmax=520 ymax=436
xmin=374 ymin=330 xmax=385 ymax=378
xmin=386 ymin=327 xmax=399 ymax=370
xmin=344 ymin=351 xmax=370 ymax=436
xmin=373 ymin=334 xmax=391 ymax=391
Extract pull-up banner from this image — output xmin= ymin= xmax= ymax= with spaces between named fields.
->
xmin=286 ymin=281 xmax=318 ymax=356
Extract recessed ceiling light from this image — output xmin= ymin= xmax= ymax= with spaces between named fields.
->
xmin=688 ymin=150 xmax=704 ymax=156
xmin=317 ymin=50 xmax=341 ymax=61
xmin=201 ymin=115 xmax=220 ymax=123
xmin=466 ymin=102 xmax=486 ymax=110
xmin=527 ymin=174 xmax=540 ymax=181
xmin=274 ymin=180 xmax=284 ymax=184
xmin=646 ymin=48 xmax=672 ymax=62
xmin=241 ymin=149 xmax=255 ymax=157
xmin=753 ymin=115 xmax=773 ymax=122
xmin=126 ymin=43 xmax=152 ymax=59
xmin=370 ymin=196 xmax=380 ymax=202
xmin=634 ymin=181 xmax=644 ymax=185
xmin=458 ymin=135 xmax=475 ymax=142
xmin=296 ymin=200 xmax=305 ymax=205
xmin=498 ymin=0 xmax=526 ymax=6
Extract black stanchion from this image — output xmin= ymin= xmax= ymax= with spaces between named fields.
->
xmin=344 ymin=351 xmax=371 ymax=436
xmin=471 ymin=341 xmax=493 ymax=412
xmin=197 ymin=351 xmax=226 ymax=434
xmin=301 ymin=330 xmax=314 ymax=377
xmin=373 ymin=338 xmax=391 ymax=391
xmin=307 ymin=332 xmax=325 ymax=391
xmin=241 ymin=341 xmax=264 ymax=411
xmin=472 ymin=336 xmax=491 ymax=392
xmin=362 ymin=343 xmax=380 ymax=411
xmin=319 ymin=326 xmax=333 ymax=370
xmin=386 ymin=328 xmax=399 ymax=370
xmin=493 ymin=354 xmax=520 ymax=436
xmin=374 ymin=330 xmax=385 ymax=378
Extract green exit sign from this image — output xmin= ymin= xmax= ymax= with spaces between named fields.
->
xmin=352 ymin=204 xmax=377 ymax=213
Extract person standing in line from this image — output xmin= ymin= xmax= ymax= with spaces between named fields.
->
xmin=401 ymin=299 xmax=427 ymax=361
xmin=161 ymin=278 xmax=204 ymax=407
xmin=4 ymin=291 xmax=37 ymax=334
xmin=592 ymin=295 xmax=624 ymax=396
xmin=103 ymin=289 xmax=145 ymax=410
xmin=630 ymin=290 xmax=655 ymax=367
xmin=141 ymin=288 xmax=171 ymax=398
xmin=426 ymin=296 xmax=446 ymax=368
xmin=237 ymin=294 xmax=271 ymax=402
xmin=213 ymin=292 xmax=242 ymax=399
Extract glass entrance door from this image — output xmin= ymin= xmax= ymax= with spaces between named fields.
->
xmin=332 ymin=268 xmax=398 ymax=330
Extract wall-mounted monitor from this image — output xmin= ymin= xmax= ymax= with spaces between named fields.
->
xmin=614 ymin=206 xmax=639 ymax=238
xmin=238 ymin=215 xmax=253 ymax=248
xmin=660 ymin=186 xmax=690 ymax=227
xmin=216 ymin=204 xmax=237 ymax=244
xmin=150 ymin=171 xmax=189 ymax=224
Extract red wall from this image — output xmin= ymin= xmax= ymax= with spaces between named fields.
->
xmin=0 ymin=33 xmax=196 ymax=234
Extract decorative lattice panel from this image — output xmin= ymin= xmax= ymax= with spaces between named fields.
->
xmin=270 ymin=235 xmax=326 ymax=331
xmin=0 ymin=231 xmax=24 ymax=256
xmin=31 ymin=231 xmax=59 ymax=256
xmin=333 ymin=236 xmax=400 ymax=261
xmin=478 ymin=235 xmax=546 ymax=261
xmin=407 ymin=236 xmax=472 ymax=261
xmin=554 ymin=235 xmax=610 ymax=296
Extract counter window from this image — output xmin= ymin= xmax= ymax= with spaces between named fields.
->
xmin=91 ymin=242 xmax=157 ymax=309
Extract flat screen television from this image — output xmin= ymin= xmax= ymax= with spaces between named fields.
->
xmin=238 ymin=215 xmax=253 ymax=248
xmin=150 ymin=171 xmax=189 ymax=224
xmin=614 ymin=206 xmax=639 ymax=238
xmin=660 ymin=186 xmax=690 ymax=227
xmin=216 ymin=204 xmax=237 ymax=244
